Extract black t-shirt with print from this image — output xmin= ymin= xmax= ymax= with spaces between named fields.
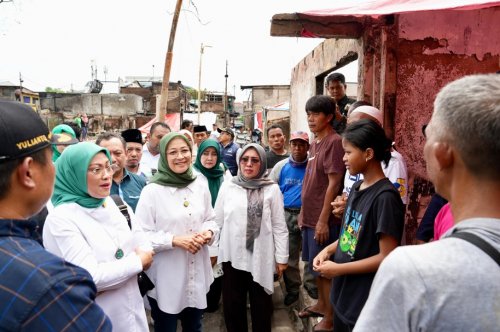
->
xmin=331 ymin=178 xmax=404 ymax=325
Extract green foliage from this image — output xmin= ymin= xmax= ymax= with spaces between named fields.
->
xmin=45 ymin=87 xmax=66 ymax=93
xmin=185 ymin=87 xmax=198 ymax=100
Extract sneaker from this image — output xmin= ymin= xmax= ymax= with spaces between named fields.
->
xmin=284 ymin=292 xmax=299 ymax=306
xmin=305 ymin=286 xmax=318 ymax=300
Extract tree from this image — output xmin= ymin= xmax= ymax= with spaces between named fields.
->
xmin=45 ymin=87 xmax=66 ymax=93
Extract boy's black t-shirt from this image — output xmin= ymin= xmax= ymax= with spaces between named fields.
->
xmin=332 ymin=178 xmax=404 ymax=325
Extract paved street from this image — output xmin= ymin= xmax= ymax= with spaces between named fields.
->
xmin=200 ymin=281 xmax=297 ymax=332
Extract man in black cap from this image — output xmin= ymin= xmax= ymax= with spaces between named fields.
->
xmin=121 ymin=128 xmax=144 ymax=176
xmin=193 ymin=125 xmax=209 ymax=146
xmin=218 ymin=127 xmax=241 ymax=176
xmin=96 ymin=132 xmax=146 ymax=212
xmin=0 ymin=101 xmax=111 ymax=331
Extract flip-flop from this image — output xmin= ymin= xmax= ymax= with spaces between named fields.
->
xmin=298 ymin=306 xmax=324 ymax=318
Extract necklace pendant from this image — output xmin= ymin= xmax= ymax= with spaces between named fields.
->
xmin=183 ymin=200 xmax=189 ymax=207
xmin=115 ymin=248 xmax=124 ymax=259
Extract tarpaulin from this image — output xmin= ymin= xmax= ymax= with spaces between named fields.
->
xmin=138 ymin=113 xmax=180 ymax=134
xmin=300 ymin=0 xmax=500 ymax=18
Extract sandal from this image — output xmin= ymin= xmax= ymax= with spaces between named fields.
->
xmin=298 ymin=306 xmax=324 ymax=318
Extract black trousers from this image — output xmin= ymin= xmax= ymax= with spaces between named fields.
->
xmin=148 ymin=296 xmax=203 ymax=332
xmin=334 ymin=314 xmax=355 ymax=332
xmin=205 ymin=276 xmax=222 ymax=312
xmin=222 ymin=262 xmax=273 ymax=332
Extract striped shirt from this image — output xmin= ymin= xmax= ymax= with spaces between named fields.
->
xmin=0 ymin=219 xmax=112 ymax=331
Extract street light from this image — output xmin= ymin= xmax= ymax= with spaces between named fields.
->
xmin=197 ymin=43 xmax=212 ymax=124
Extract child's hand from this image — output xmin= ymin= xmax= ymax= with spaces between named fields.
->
xmin=331 ymin=195 xmax=347 ymax=219
xmin=313 ymin=249 xmax=330 ymax=270
xmin=314 ymin=261 xmax=340 ymax=279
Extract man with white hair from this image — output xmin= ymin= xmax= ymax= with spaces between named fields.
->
xmin=355 ymin=74 xmax=500 ymax=331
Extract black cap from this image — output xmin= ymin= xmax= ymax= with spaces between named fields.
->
xmin=193 ymin=125 xmax=208 ymax=133
xmin=121 ymin=129 xmax=143 ymax=144
xmin=220 ymin=127 xmax=234 ymax=138
xmin=0 ymin=101 xmax=55 ymax=162
xmin=52 ymin=133 xmax=79 ymax=145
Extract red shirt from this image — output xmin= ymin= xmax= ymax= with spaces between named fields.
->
xmin=299 ymin=131 xmax=345 ymax=228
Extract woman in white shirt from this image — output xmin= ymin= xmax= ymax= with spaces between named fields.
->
xmin=215 ymin=143 xmax=289 ymax=332
xmin=135 ymin=132 xmax=218 ymax=332
xmin=43 ymin=142 xmax=154 ymax=332
xmin=192 ymin=138 xmax=230 ymax=313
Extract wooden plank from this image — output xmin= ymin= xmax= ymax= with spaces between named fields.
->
xmin=270 ymin=13 xmax=364 ymax=38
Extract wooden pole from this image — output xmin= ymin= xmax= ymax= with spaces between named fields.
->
xmin=158 ymin=0 xmax=183 ymax=122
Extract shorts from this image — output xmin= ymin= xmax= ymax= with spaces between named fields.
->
xmin=301 ymin=225 xmax=340 ymax=277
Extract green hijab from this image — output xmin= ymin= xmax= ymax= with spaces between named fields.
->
xmin=52 ymin=142 xmax=111 ymax=208
xmin=193 ymin=139 xmax=225 ymax=207
xmin=150 ymin=132 xmax=196 ymax=188
xmin=51 ymin=124 xmax=77 ymax=162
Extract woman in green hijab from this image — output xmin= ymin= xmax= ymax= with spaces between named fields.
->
xmin=51 ymin=124 xmax=77 ymax=162
xmin=192 ymin=138 xmax=229 ymax=313
xmin=43 ymin=142 xmax=153 ymax=332
xmin=193 ymin=138 xmax=228 ymax=207
xmin=135 ymin=132 xmax=219 ymax=332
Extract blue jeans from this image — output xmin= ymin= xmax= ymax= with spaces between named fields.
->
xmin=148 ymin=296 xmax=203 ymax=332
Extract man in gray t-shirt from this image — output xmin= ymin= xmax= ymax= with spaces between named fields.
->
xmin=355 ymin=74 xmax=500 ymax=331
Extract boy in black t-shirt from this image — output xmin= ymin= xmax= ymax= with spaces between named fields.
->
xmin=313 ymin=119 xmax=404 ymax=331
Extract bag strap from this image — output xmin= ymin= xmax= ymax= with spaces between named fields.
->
xmin=110 ymin=194 xmax=132 ymax=230
xmin=449 ymin=232 xmax=500 ymax=266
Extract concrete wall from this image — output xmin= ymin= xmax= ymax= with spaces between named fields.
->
xmin=40 ymin=93 xmax=144 ymax=136
xmin=394 ymin=7 xmax=500 ymax=243
xmin=0 ymin=86 xmax=16 ymax=101
xmin=41 ymin=93 xmax=142 ymax=115
xmin=395 ymin=7 xmax=500 ymax=180
xmin=287 ymin=6 xmax=500 ymax=243
xmin=289 ymin=38 xmax=362 ymax=133
xmin=251 ymin=87 xmax=290 ymax=112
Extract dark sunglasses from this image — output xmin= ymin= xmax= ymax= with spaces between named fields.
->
xmin=240 ymin=156 xmax=260 ymax=165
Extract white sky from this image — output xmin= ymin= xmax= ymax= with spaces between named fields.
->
xmin=1 ymin=0 xmax=357 ymax=102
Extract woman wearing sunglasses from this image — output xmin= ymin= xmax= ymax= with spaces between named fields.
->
xmin=43 ymin=142 xmax=154 ymax=332
xmin=214 ymin=143 xmax=288 ymax=332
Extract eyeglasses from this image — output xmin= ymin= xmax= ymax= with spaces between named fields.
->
xmin=240 ymin=156 xmax=260 ymax=165
xmin=88 ymin=165 xmax=114 ymax=176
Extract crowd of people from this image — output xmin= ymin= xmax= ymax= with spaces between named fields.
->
xmin=0 ymin=73 xmax=498 ymax=332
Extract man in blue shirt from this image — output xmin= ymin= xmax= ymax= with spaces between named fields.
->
xmin=218 ymin=127 xmax=241 ymax=176
xmin=270 ymin=131 xmax=317 ymax=305
xmin=0 ymin=100 xmax=111 ymax=331
xmin=96 ymin=132 xmax=146 ymax=212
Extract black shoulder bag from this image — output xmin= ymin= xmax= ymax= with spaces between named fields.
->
xmin=111 ymin=195 xmax=155 ymax=296
xmin=449 ymin=231 xmax=500 ymax=266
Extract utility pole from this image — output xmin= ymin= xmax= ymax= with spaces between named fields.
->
xmin=223 ymin=60 xmax=228 ymax=127
xmin=18 ymin=72 xmax=23 ymax=103
xmin=159 ymin=0 xmax=183 ymax=122
xmin=197 ymin=43 xmax=211 ymax=124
